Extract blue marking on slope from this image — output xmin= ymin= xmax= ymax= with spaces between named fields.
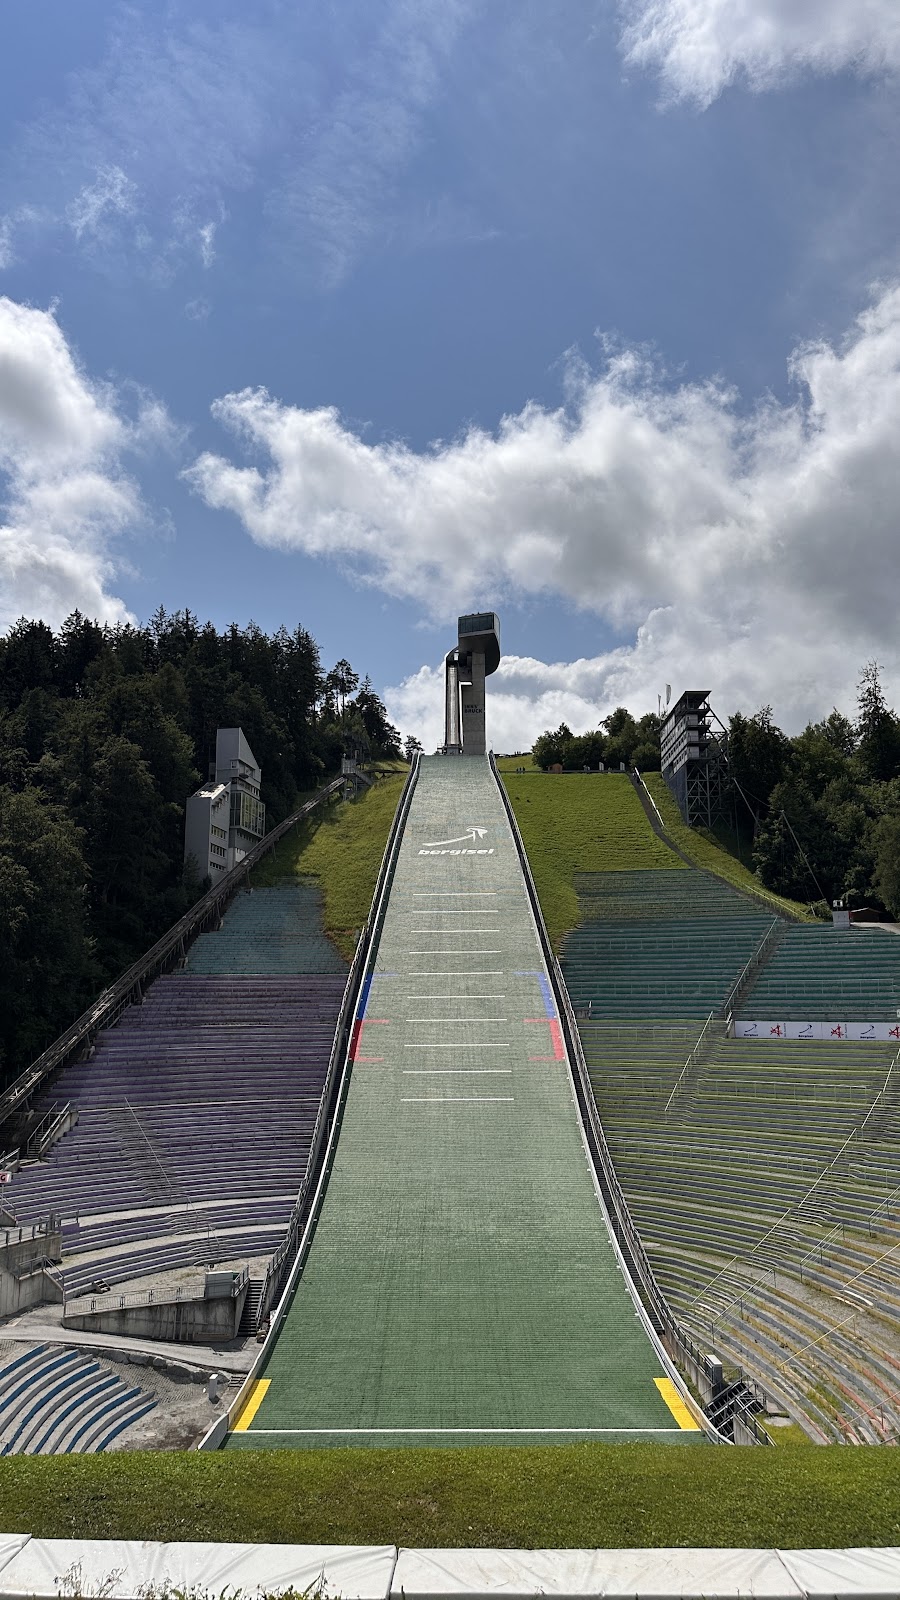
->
xmin=357 ymin=972 xmax=374 ymax=1021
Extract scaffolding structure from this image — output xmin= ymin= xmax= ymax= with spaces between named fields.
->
xmin=660 ymin=690 xmax=730 ymax=829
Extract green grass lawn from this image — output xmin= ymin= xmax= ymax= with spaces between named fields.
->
xmin=502 ymin=773 xmax=684 ymax=947
xmin=642 ymin=774 xmax=815 ymax=922
xmin=2 ymin=1445 xmax=899 ymax=1548
xmin=251 ymin=773 xmax=408 ymax=958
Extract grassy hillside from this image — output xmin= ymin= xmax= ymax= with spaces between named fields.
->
xmin=643 ymin=773 xmax=816 ymax=923
xmin=494 ymin=752 xmax=539 ymax=772
xmin=2 ymin=1445 xmax=900 ymax=1548
xmin=502 ymin=772 xmax=684 ymax=948
xmin=251 ymin=772 xmax=408 ymax=958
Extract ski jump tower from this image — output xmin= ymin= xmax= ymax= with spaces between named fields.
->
xmin=443 ymin=611 xmax=501 ymax=756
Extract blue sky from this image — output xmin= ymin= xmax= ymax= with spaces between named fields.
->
xmin=2 ymin=0 xmax=900 ymax=747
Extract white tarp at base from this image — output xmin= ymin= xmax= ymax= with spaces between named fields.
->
xmin=0 ymin=1539 xmax=395 ymax=1600
xmin=779 ymin=1546 xmax=900 ymax=1596
xmin=3 ymin=1541 xmax=900 ymax=1599
xmin=0 ymin=1543 xmax=30 ymax=1585
xmin=390 ymin=1545 xmax=900 ymax=1599
xmin=391 ymin=1547 xmax=803 ymax=1598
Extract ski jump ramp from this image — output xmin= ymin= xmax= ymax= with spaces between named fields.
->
xmin=228 ymin=757 xmax=703 ymax=1448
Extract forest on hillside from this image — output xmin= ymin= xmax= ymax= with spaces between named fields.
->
xmin=532 ymin=665 xmax=900 ymax=918
xmin=0 ymin=610 xmax=402 ymax=1082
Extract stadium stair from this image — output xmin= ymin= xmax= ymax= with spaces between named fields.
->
xmin=238 ymin=1277 xmax=264 ymax=1335
xmin=0 ymin=1344 xmax=155 ymax=1454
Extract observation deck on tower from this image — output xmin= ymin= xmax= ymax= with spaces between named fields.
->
xmin=443 ymin=611 xmax=501 ymax=756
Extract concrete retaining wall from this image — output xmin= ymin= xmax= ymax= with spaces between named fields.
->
xmin=64 ymin=1282 xmax=247 ymax=1344
xmin=0 ymin=1229 xmax=63 ymax=1318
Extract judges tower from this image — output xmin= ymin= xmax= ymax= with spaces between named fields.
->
xmin=443 ymin=612 xmax=501 ymax=756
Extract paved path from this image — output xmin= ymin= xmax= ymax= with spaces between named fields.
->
xmin=232 ymin=758 xmax=699 ymax=1447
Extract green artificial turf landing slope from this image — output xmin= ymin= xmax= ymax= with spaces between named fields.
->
xmin=239 ymin=759 xmax=682 ymax=1446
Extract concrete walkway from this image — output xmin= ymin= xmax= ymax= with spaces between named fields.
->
xmin=233 ymin=758 xmax=696 ymax=1448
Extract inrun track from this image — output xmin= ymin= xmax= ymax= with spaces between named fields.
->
xmin=230 ymin=757 xmax=701 ymax=1449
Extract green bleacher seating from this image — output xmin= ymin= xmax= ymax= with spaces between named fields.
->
xmin=562 ymin=870 xmax=772 ymax=1019
xmin=738 ymin=925 xmax=900 ymax=1020
xmin=564 ymin=851 xmax=900 ymax=1442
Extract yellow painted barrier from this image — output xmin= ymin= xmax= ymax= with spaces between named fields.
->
xmin=654 ymin=1377 xmax=701 ymax=1430
xmin=233 ymin=1378 xmax=271 ymax=1432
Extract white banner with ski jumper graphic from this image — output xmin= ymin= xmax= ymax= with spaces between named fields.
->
xmin=733 ymin=1019 xmax=900 ymax=1041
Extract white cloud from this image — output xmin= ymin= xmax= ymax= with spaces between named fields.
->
xmin=618 ymin=0 xmax=900 ymax=106
xmin=67 ymin=165 xmax=138 ymax=240
xmin=385 ymin=656 xmax=614 ymax=753
xmin=198 ymin=221 xmax=217 ymax=268
xmin=187 ymin=281 xmax=900 ymax=737
xmin=0 ymin=297 xmax=162 ymax=629
xmin=3 ymin=2 xmax=472 ymax=288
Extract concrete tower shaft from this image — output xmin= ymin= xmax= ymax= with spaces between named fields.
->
xmin=443 ymin=611 xmax=500 ymax=755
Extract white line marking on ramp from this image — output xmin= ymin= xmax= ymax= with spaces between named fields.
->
xmin=412 ymin=910 xmax=498 ymax=915
xmin=408 ymin=1017 xmax=508 ymax=1023
xmin=242 ymin=1427 xmax=685 ymax=1435
xmin=401 ymin=1097 xmax=514 ymax=1103
xmin=403 ymin=1042 xmax=510 ymax=1048
xmin=403 ymin=1069 xmax=513 ymax=1075
xmin=408 ymin=950 xmax=503 ymax=955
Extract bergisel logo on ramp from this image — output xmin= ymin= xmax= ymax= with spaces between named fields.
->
xmin=418 ymin=828 xmax=494 ymax=856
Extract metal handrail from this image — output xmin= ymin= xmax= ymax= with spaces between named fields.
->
xmin=721 ymin=918 xmax=782 ymax=1023
xmin=868 ymin=1179 xmax=900 ymax=1232
xmin=705 ymin=1047 xmax=900 ymax=1307
xmin=860 ymin=1046 xmax=899 ymax=1133
xmin=0 ymin=778 xmax=347 ymax=1133
xmin=2 ymin=1214 xmax=60 ymax=1248
xmin=695 ymin=1126 xmax=860 ymax=1315
xmin=663 ymin=1011 xmax=716 ymax=1118
xmin=632 ymin=767 xmax=666 ymax=830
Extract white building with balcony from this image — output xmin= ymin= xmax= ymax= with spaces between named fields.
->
xmin=184 ymin=727 xmax=266 ymax=883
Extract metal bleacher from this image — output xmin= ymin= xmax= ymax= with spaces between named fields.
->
xmin=562 ymin=869 xmax=771 ymax=1019
xmin=735 ymin=923 xmax=900 ymax=1020
xmin=4 ymin=883 xmax=347 ymax=1301
xmin=570 ymin=857 xmax=900 ymax=1442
